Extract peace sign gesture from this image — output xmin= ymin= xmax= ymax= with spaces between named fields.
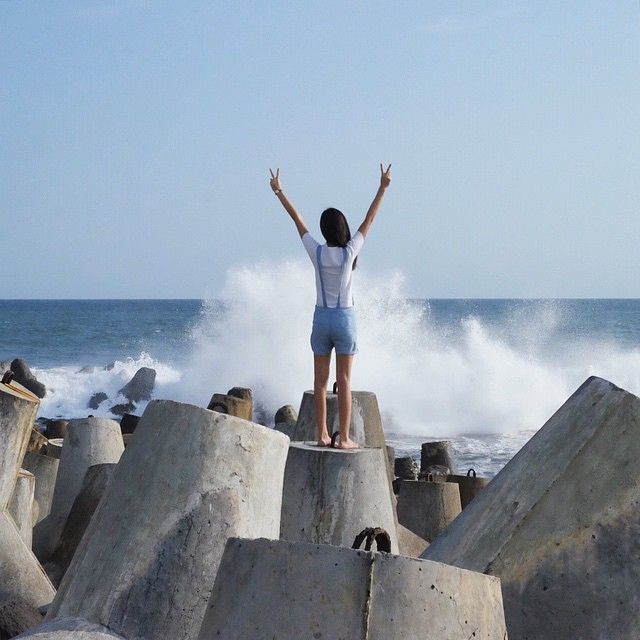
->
xmin=380 ymin=163 xmax=392 ymax=189
xmin=269 ymin=168 xmax=282 ymax=193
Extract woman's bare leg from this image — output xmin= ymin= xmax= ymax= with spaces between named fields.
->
xmin=336 ymin=354 xmax=358 ymax=449
xmin=313 ymin=354 xmax=331 ymax=446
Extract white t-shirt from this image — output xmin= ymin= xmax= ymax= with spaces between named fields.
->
xmin=301 ymin=231 xmax=365 ymax=308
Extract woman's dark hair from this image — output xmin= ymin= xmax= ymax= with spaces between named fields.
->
xmin=320 ymin=207 xmax=358 ymax=269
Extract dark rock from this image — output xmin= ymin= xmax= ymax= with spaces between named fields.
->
xmin=394 ymin=456 xmax=419 ymax=480
xmin=78 ymin=366 xmax=96 ymax=374
xmin=46 ymin=419 xmax=68 ymax=439
xmin=119 ymin=413 xmax=140 ymax=435
xmin=88 ymin=392 xmax=108 ymax=410
xmin=109 ymin=403 xmax=135 ymax=417
xmin=9 ymin=359 xmax=46 ymax=399
xmin=274 ymin=405 xmax=297 ymax=425
xmin=0 ymin=597 xmax=43 ymax=639
xmin=118 ymin=367 xmax=156 ymax=403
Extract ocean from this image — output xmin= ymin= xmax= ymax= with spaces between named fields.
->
xmin=3 ymin=274 xmax=640 ymax=478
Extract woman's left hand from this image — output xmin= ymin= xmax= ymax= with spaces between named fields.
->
xmin=269 ymin=168 xmax=282 ymax=193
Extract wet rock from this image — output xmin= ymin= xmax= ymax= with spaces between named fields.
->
xmin=9 ymin=360 xmax=46 ymax=399
xmin=117 ymin=367 xmax=155 ymax=403
xmin=108 ymin=403 xmax=135 ymax=417
xmin=87 ymin=393 xmax=107 ymax=411
xmin=78 ymin=366 xmax=96 ymax=374
xmin=274 ymin=404 xmax=297 ymax=425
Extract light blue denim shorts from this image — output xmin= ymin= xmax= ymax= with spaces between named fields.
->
xmin=311 ymin=306 xmax=358 ymax=356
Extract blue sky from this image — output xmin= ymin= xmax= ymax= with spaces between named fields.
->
xmin=1 ymin=1 xmax=639 ymax=298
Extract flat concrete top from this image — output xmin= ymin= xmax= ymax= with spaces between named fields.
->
xmin=303 ymin=390 xmax=376 ymax=398
xmin=292 ymin=442 xmax=376 ymax=454
xmin=17 ymin=469 xmax=35 ymax=478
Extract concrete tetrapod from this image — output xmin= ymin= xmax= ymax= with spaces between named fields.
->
xmin=447 ymin=468 xmax=490 ymax=509
xmin=0 ymin=510 xmax=55 ymax=608
xmin=423 ymin=376 xmax=640 ymax=640
xmin=22 ymin=452 xmax=59 ymax=525
xmin=44 ymin=464 xmax=115 ymax=587
xmin=281 ymin=443 xmax=399 ymax=552
xmin=8 ymin=469 xmax=37 ymax=548
xmin=421 ymin=440 xmax=457 ymax=473
xmin=197 ymin=537 xmax=507 ymax=640
xmin=15 ymin=617 xmax=124 ymax=639
xmin=46 ymin=400 xmax=290 ymax=640
xmin=396 ymin=478 xmax=462 ymax=543
xmin=33 ymin=419 xmax=124 ymax=561
xmin=287 ymin=390 xmax=385 ymax=446
xmin=0 ymin=379 xmax=40 ymax=510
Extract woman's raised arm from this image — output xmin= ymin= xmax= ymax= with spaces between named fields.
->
xmin=270 ymin=168 xmax=308 ymax=238
xmin=358 ymin=164 xmax=392 ymax=237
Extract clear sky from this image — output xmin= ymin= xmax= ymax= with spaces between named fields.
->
xmin=1 ymin=1 xmax=639 ymax=298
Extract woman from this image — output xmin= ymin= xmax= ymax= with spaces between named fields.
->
xmin=270 ymin=164 xmax=392 ymax=448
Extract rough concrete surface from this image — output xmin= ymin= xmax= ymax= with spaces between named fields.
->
xmin=421 ymin=440 xmax=457 ymax=474
xmin=8 ymin=470 xmax=36 ymax=548
xmin=447 ymin=469 xmax=490 ymax=509
xmin=46 ymin=400 xmax=289 ymax=640
xmin=397 ymin=523 xmax=429 ymax=557
xmin=44 ymin=464 xmax=115 ymax=587
xmin=0 ymin=510 xmax=55 ymax=608
xmin=396 ymin=479 xmax=462 ymax=543
xmin=291 ymin=390 xmax=385 ymax=447
xmin=0 ymin=381 xmax=40 ymax=510
xmin=44 ymin=441 xmax=63 ymax=461
xmin=22 ymin=453 xmax=59 ymax=525
xmin=424 ymin=376 xmax=640 ymax=640
xmin=281 ymin=443 xmax=399 ymax=553
xmin=15 ymin=617 xmax=124 ymax=639
xmin=198 ymin=537 xmax=507 ymax=640
xmin=33 ymin=419 xmax=124 ymax=562
xmin=0 ymin=597 xmax=43 ymax=639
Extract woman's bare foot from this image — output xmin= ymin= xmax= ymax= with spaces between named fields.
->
xmin=316 ymin=436 xmax=331 ymax=447
xmin=338 ymin=437 xmax=359 ymax=449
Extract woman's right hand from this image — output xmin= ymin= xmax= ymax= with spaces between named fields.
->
xmin=380 ymin=163 xmax=392 ymax=189
xmin=269 ymin=168 xmax=282 ymax=193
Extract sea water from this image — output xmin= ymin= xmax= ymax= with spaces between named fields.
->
xmin=3 ymin=262 xmax=640 ymax=477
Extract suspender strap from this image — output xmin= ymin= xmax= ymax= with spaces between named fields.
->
xmin=317 ymin=245 xmax=349 ymax=309
xmin=316 ymin=245 xmax=328 ymax=307
xmin=336 ymin=247 xmax=348 ymax=309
